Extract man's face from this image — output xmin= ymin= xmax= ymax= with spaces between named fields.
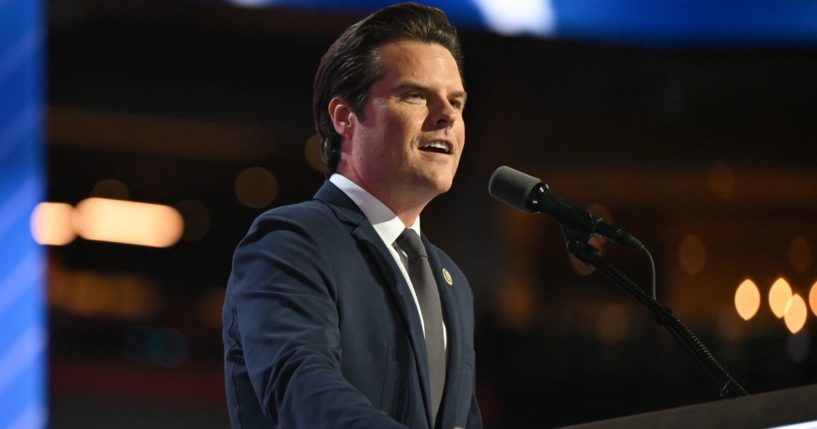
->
xmin=340 ymin=40 xmax=466 ymax=211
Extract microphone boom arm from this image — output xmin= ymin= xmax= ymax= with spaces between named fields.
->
xmin=488 ymin=165 xmax=747 ymax=398
xmin=566 ymin=236 xmax=749 ymax=399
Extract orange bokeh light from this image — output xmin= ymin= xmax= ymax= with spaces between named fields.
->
xmin=734 ymin=279 xmax=760 ymax=321
xmin=783 ymin=294 xmax=808 ymax=334
xmin=30 ymin=202 xmax=76 ymax=246
xmin=768 ymin=277 xmax=793 ymax=319
xmin=73 ymin=198 xmax=183 ymax=248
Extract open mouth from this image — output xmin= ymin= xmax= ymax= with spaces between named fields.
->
xmin=419 ymin=141 xmax=452 ymax=155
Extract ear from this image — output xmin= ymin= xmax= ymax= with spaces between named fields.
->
xmin=328 ymin=97 xmax=356 ymax=138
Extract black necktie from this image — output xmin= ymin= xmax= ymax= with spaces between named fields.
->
xmin=396 ymin=229 xmax=446 ymax=425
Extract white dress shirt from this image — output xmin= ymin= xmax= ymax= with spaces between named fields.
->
xmin=330 ymin=173 xmax=446 ymax=346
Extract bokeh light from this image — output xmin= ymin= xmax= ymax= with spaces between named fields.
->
xmin=769 ymin=277 xmax=793 ymax=319
xmin=73 ymin=198 xmax=184 ymax=247
xmin=783 ymin=294 xmax=808 ymax=334
xmin=234 ymin=166 xmax=278 ymax=209
xmin=678 ymin=233 xmax=706 ymax=275
xmin=49 ymin=269 xmax=160 ymax=320
xmin=473 ymin=0 xmax=555 ymax=36
xmin=30 ymin=202 xmax=76 ymax=246
xmin=734 ymin=278 xmax=760 ymax=321
xmin=810 ymin=281 xmax=817 ymax=317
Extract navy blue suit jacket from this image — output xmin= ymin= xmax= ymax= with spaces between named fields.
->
xmin=223 ymin=181 xmax=481 ymax=428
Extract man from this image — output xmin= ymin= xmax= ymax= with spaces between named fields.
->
xmin=223 ymin=3 xmax=480 ymax=428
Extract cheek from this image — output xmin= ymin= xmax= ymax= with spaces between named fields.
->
xmin=362 ymin=105 xmax=424 ymax=151
xmin=382 ymin=116 xmax=422 ymax=150
xmin=455 ymin=122 xmax=466 ymax=147
xmin=396 ymin=110 xmax=424 ymax=133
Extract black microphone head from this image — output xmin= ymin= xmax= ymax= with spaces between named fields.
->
xmin=488 ymin=166 xmax=542 ymax=213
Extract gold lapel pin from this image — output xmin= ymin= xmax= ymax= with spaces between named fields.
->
xmin=442 ymin=268 xmax=453 ymax=286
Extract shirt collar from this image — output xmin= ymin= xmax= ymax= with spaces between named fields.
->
xmin=329 ymin=173 xmax=421 ymax=244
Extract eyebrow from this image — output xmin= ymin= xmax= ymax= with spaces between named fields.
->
xmin=391 ymin=81 xmax=468 ymax=101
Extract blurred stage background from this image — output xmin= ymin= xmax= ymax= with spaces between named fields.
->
xmin=10 ymin=0 xmax=817 ymax=427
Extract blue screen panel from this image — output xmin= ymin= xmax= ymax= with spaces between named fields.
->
xmin=0 ymin=0 xmax=46 ymax=427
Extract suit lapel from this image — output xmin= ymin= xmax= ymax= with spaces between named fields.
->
xmin=314 ymin=181 xmax=435 ymax=427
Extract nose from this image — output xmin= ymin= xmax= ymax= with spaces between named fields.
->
xmin=433 ymin=100 xmax=459 ymax=129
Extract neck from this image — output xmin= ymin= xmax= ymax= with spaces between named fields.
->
xmin=392 ymin=203 xmax=424 ymax=228
xmin=362 ymin=182 xmax=429 ymax=228
xmin=335 ymin=169 xmax=430 ymax=228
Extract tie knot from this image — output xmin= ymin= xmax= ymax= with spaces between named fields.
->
xmin=396 ymin=229 xmax=427 ymax=259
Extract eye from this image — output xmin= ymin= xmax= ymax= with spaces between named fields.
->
xmin=449 ymin=99 xmax=464 ymax=110
xmin=403 ymin=92 xmax=426 ymax=102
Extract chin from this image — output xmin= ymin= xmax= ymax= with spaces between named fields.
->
xmin=410 ymin=169 xmax=456 ymax=197
xmin=431 ymin=177 xmax=454 ymax=195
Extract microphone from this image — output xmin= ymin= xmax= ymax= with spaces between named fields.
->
xmin=488 ymin=166 xmax=643 ymax=249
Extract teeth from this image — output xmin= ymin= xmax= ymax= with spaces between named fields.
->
xmin=421 ymin=141 xmax=450 ymax=154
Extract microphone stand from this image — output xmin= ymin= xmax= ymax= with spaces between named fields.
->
xmin=564 ymin=229 xmax=749 ymax=399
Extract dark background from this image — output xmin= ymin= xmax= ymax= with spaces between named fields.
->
xmin=45 ymin=1 xmax=817 ymax=427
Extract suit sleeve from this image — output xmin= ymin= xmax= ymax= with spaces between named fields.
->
xmin=224 ymin=212 xmax=407 ymax=428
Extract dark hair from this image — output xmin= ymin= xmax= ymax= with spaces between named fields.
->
xmin=312 ymin=2 xmax=463 ymax=174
